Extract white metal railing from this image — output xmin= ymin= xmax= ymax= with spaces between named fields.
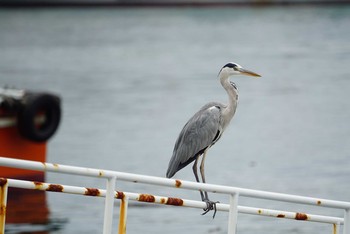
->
xmin=0 ymin=156 xmax=349 ymax=234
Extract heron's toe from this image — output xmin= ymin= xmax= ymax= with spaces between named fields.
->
xmin=201 ymin=199 xmax=220 ymax=218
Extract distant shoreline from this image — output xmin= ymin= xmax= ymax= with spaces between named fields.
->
xmin=1 ymin=0 xmax=350 ymax=8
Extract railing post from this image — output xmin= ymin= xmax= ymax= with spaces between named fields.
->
xmin=228 ymin=193 xmax=239 ymax=234
xmin=118 ymin=196 xmax=129 ymax=234
xmin=0 ymin=178 xmax=8 ymax=234
xmin=334 ymin=223 xmax=340 ymax=234
xmin=103 ymin=176 xmax=116 ymax=234
xmin=343 ymin=209 xmax=350 ymax=234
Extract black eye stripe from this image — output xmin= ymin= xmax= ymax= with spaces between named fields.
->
xmin=223 ymin=63 xmax=238 ymax=69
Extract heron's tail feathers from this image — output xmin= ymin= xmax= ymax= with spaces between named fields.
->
xmin=166 ymin=168 xmax=175 ymax=178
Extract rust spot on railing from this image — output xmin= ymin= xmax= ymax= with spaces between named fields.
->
xmin=166 ymin=197 xmax=183 ymax=206
xmin=85 ymin=188 xmax=100 ymax=196
xmin=138 ymin=194 xmax=155 ymax=203
xmin=0 ymin=204 xmax=6 ymax=230
xmin=317 ymin=200 xmax=322 ymax=205
xmin=33 ymin=181 xmax=43 ymax=189
xmin=0 ymin=205 xmax=5 ymax=217
xmin=277 ymin=214 xmax=285 ymax=218
xmin=46 ymin=184 xmax=64 ymax=192
xmin=175 ymin=180 xmax=182 ymax=188
xmin=116 ymin=191 xmax=125 ymax=199
xmin=0 ymin=178 xmax=7 ymax=187
xmin=257 ymin=209 xmax=262 ymax=214
xmin=295 ymin=212 xmax=308 ymax=220
xmin=160 ymin=198 xmax=166 ymax=204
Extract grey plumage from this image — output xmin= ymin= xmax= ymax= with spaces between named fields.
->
xmin=166 ymin=101 xmax=232 ymax=178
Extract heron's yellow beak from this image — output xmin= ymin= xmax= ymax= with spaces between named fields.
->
xmin=238 ymin=68 xmax=261 ymax=78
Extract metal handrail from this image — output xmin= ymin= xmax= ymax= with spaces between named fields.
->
xmin=0 ymin=156 xmax=349 ymax=234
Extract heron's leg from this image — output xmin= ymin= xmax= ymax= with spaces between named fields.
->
xmin=199 ymin=149 xmax=209 ymax=200
xmin=199 ymin=149 xmax=219 ymax=218
xmin=192 ymin=155 xmax=205 ymax=201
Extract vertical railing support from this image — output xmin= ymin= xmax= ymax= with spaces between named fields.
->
xmin=118 ymin=196 xmax=129 ymax=234
xmin=103 ymin=176 xmax=116 ymax=234
xmin=228 ymin=193 xmax=239 ymax=234
xmin=334 ymin=223 xmax=340 ymax=234
xmin=0 ymin=178 xmax=8 ymax=234
xmin=343 ymin=209 xmax=350 ymax=234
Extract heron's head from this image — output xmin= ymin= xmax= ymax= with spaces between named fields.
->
xmin=219 ymin=62 xmax=261 ymax=78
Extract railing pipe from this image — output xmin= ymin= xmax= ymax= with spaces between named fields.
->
xmin=1 ymin=156 xmax=349 ymax=210
xmin=334 ymin=223 xmax=340 ymax=234
xmin=1 ymin=156 xmax=350 ymax=234
xmin=344 ymin=209 xmax=350 ymax=234
xmin=0 ymin=157 xmax=116 ymax=179
xmin=103 ymin=176 xmax=116 ymax=234
xmin=228 ymin=193 xmax=239 ymax=234
xmin=118 ymin=196 xmax=129 ymax=234
xmin=0 ymin=178 xmax=8 ymax=234
xmin=2 ymin=178 xmax=344 ymax=225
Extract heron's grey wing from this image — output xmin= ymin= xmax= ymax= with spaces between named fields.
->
xmin=166 ymin=104 xmax=222 ymax=178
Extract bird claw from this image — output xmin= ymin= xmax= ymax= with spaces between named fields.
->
xmin=201 ymin=199 xmax=220 ymax=218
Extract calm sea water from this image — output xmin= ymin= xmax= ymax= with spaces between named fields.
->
xmin=1 ymin=5 xmax=350 ymax=234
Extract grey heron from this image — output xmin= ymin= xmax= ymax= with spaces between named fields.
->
xmin=166 ymin=62 xmax=261 ymax=217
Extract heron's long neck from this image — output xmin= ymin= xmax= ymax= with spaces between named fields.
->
xmin=220 ymin=74 xmax=238 ymax=127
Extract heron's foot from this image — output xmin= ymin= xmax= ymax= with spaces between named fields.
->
xmin=201 ymin=199 xmax=220 ymax=218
